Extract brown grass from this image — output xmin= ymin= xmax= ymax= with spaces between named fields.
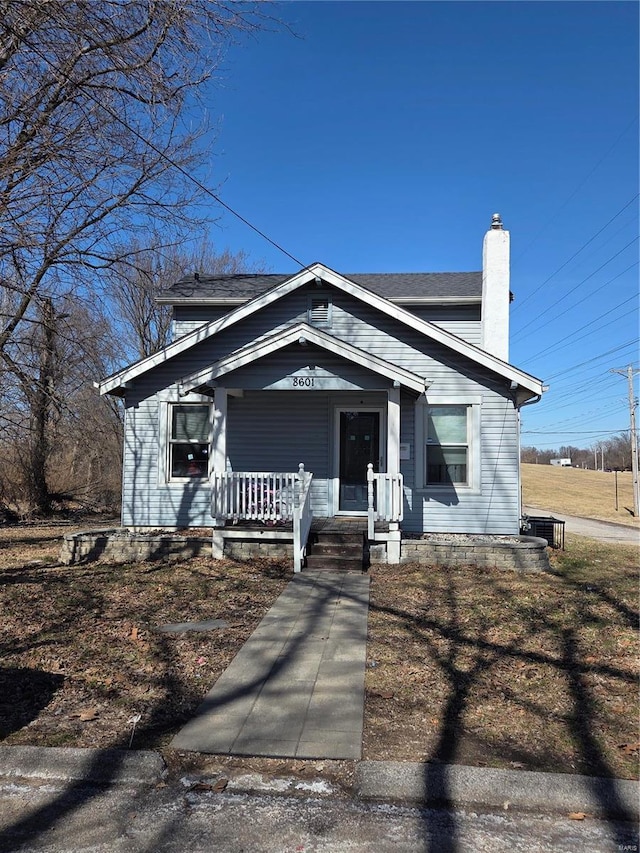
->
xmin=1 ymin=523 xmax=638 ymax=781
xmin=522 ymin=463 xmax=638 ymax=527
xmin=365 ymin=538 xmax=639 ymax=779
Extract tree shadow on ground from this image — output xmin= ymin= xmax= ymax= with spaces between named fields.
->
xmin=366 ymin=560 xmax=638 ymax=853
xmin=0 ymin=668 xmax=65 ymax=739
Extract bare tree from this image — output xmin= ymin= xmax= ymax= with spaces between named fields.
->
xmin=0 ymin=0 xmax=268 ymax=355
xmin=0 ymin=1 xmax=273 ymax=514
xmin=0 ymin=293 xmax=125 ymax=514
xmin=106 ymin=237 xmax=266 ymax=359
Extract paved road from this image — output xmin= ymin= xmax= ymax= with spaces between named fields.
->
xmin=1 ymin=778 xmax=637 ymax=853
xmin=523 ymin=506 xmax=639 ymax=546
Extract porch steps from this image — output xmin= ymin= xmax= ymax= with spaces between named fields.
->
xmin=304 ymin=530 xmax=366 ymax=573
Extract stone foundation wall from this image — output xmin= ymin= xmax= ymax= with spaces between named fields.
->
xmin=393 ymin=535 xmax=549 ymax=572
xmin=60 ymin=529 xmax=211 ymax=565
xmin=223 ymin=539 xmax=292 ymax=560
xmin=62 ymin=529 xmax=549 ymax=573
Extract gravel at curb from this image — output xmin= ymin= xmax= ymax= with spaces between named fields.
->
xmin=1 ymin=746 xmax=638 ymax=822
xmin=0 ymin=746 xmax=166 ymax=787
xmin=356 ymin=761 xmax=640 ymax=820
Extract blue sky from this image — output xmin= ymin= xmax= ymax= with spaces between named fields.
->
xmin=198 ymin=1 xmax=638 ymax=453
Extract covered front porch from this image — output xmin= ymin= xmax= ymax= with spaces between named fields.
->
xmin=176 ymin=323 xmax=425 ymax=570
xmin=210 ymin=464 xmax=402 ymax=571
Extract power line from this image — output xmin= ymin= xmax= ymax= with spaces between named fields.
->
xmin=13 ymin=22 xmax=307 ymax=270
xmin=542 ymin=340 xmax=639 ymax=381
xmin=525 ymin=291 xmax=638 ymax=361
xmin=512 ymin=194 xmax=639 ymax=314
xmin=512 ymin=238 xmax=638 ymax=342
xmin=513 ymin=115 xmax=639 ymax=263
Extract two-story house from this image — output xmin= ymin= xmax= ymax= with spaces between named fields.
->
xmin=98 ymin=214 xmax=545 ymax=567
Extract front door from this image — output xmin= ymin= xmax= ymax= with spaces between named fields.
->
xmin=336 ymin=409 xmax=382 ymax=513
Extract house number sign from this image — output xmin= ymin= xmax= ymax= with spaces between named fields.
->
xmin=291 ymin=376 xmax=315 ymax=387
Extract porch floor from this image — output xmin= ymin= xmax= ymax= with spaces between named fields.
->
xmin=170 ymin=571 xmax=370 ymax=759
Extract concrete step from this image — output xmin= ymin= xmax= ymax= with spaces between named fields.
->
xmin=309 ymin=543 xmax=363 ymax=558
xmin=304 ymin=554 xmax=364 ymax=572
xmin=311 ymin=532 xmax=365 ymax=547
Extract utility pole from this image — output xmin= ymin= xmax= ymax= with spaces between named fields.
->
xmin=611 ymin=365 xmax=639 ymax=517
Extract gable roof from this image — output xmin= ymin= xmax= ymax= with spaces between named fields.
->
xmin=178 ymin=322 xmax=429 ymax=395
xmin=157 ymin=270 xmax=482 ymax=305
xmin=98 ymin=262 xmax=543 ymax=399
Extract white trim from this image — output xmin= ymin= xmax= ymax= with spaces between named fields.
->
xmin=159 ymin=295 xmax=482 ymax=307
xmin=332 ymin=405 xmax=386 ymax=516
xmin=178 ymin=322 xmax=429 ymax=395
xmin=387 ymin=387 xmax=401 ymax=477
xmin=160 ymin=401 xmax=213 ymax=486
xmin=212 ymin=387 xmax=227 ymax=475
xmin=414 ymin=397 xmax=482 ymax=494
xmin=98 ymin=262 xmax=544 ymax=398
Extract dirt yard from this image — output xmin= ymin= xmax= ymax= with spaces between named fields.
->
xmin=1 ymin=522 xmax=638 ymax=787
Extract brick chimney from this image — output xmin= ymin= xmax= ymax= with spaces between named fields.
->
xmin=481 ymin=213 xmax=510 ymax=361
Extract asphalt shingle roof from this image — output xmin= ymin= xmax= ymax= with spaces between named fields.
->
xmin=158 ymin=271 xmax=482 ymax=303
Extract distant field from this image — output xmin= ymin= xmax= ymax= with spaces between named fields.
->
xmin=521 ymin=463 xmax=638 ymax=527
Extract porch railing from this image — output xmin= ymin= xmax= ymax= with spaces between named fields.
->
xmin=293 ymin=463 xmax=313 ymax=573
xmin=211 ymin=470 xmax=298 ymax=523
xmin=210 ymin=465 xmax=314 ymax=572
xmin=367 ymin=462 xmax=404 ymax=541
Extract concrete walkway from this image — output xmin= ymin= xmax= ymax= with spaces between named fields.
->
xmin=523 ymin=506 xmax=639 ymax=546
xmin=170 ymin=571 xmax=370 ymax=760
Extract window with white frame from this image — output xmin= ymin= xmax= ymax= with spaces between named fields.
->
xmin=168 ymin=404 xmax=210 ymax=479
xmin=414 ymin=398 xmax=480 ymax=491
xmin=426 ymin=405 xmax=470 ymax=485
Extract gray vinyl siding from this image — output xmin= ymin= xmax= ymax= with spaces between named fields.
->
xmin=172 ymin=306 xmax=230 ymax=339
xmin=227 ymin=391 xmax=331 ymax=515
xmin=402 ymin=304 xmax=481 ymax=346
xmin=173 ymin=301 xmax=481 ymax=346
xmin=121 ymin=397 xmax=214 ymax=528
xmin=122 ymin=282 xmax=521 ymax=532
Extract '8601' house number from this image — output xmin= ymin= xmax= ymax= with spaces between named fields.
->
xmin=292 ymin=376 xmax=315 ymax=387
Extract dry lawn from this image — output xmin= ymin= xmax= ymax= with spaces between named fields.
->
xmin=1 ymin=522 xmax=638 ymax=783
xmin=364 ymin=538 xmax=639 ymax=779
xmin=522 ymin=463 xmax=638 ymax=527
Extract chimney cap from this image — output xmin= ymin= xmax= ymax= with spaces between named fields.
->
xmin=491 ymin=213 xmax=503 ymax=230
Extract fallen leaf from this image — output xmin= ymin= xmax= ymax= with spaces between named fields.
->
xmin=568 ymin=812 xmax=587 ymax=821
xmin=617 ymin=742 xmax=640 ymax=755
xmin=71 ymin=707 xmax=99 ymax=721
xmin=189 ymin=778 xmax=228 ymax=793
xmin=130 ymin=626 xmax=139 ymax=641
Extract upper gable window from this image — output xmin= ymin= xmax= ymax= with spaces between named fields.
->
xmin=308 ymin=294 xmax=332 ymax=327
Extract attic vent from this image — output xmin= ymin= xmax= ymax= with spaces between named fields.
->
xmin=308 ymin=295 xmax=331 ymax=327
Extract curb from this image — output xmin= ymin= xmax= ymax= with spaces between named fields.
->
xmin=0 ymin=746 xmax=166 ymax=787
xmin=0 ymin=746 xmax=638 ymax=821
xmin=356 ymin=761 xmax=640 ymax=820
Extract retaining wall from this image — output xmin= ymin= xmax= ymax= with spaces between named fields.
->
xmin=61 ymin=529 xmax=549 ymax=572
xmin=60 ymin=529 xmax=211 ymax=565
xmin=394 ymin=535 xmax=550 ymax=572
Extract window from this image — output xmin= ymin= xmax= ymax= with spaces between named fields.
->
xmin=308 ymin=295 xmax=331 ymax=326
xmin=169 ymin=404 xmax=210 ymax=479
xmin=426 ymin=405 xmax=470 ymax=486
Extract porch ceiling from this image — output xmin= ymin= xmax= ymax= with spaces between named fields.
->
xmin=178 ymin=322 xmax=429 ymax=395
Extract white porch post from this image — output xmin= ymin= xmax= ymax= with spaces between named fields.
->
xmin=387 ymin=385 xmax=400 ymax=475
xmin=211 ymin=386 xmax=227 ymax=557
xmin=386 ymin=385 xmax=401 ymax=564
